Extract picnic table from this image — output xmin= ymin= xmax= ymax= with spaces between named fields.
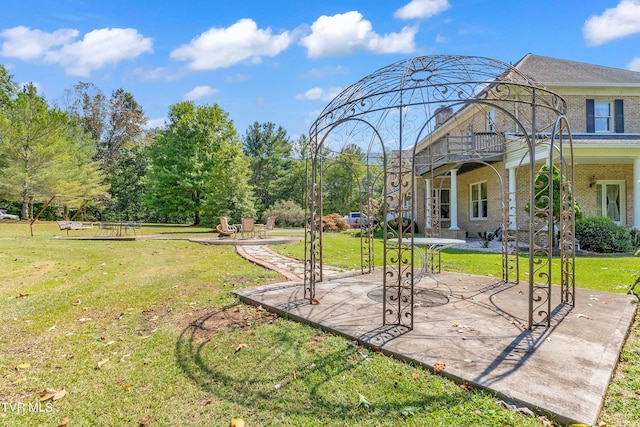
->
xmin=97 ymin=221 xmax=142 ymax=237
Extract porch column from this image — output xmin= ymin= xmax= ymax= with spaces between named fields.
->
xmin=425 ymin=178 xmax=432 ymax=229
xmin=508 ymin=167 xmax=517 ymax=229
xmin=634 ymin=157 xmax=640 ymax=229
xmin=449 ymin=169 xmax=459 ymax=230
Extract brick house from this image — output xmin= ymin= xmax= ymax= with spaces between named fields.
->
xmin=412 ymin=53 xmax=640 ymax=238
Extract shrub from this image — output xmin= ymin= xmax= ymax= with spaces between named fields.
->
xmin=575 ymin=216 xmax=632 ymax=253
xmin=478 ymin=231 xmax=495 ymax=248
xmin=322 ymin=213 xmax=350 ymax=232
xmin=630 ymin=228 xmax=640 ymax=251
xmin=262 ymin=200 xmax=305 ymax=227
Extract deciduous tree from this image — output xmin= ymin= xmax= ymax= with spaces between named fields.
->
xmin=0 ymin=65 xmax=18 ymax=110
xmin=144 ymin=102 xmax=254 ymax=225
xmin=63 ymin=83 xmax=147 ymax=219
xmin=323 ymin=143 xmax=366 ymax=215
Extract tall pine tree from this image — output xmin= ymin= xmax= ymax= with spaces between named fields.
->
xmin=0 ymin=84 xmax=106 ymax=218
xmin=242 ymin=122 xmax=292 ymax=218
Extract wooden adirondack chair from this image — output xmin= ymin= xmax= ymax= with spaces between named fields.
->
xmin=216 ymin=217 xmax=237 ymax=238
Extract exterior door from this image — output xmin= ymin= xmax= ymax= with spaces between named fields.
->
xmin=596 ymin=181 xmax=625 ymax=226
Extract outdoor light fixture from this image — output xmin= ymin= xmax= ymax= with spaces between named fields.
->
xmin=589 ymin=175 xmax=598 ymax=188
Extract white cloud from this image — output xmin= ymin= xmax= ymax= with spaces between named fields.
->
xmin=19 ymin=81 xmax=43 ymax=94
xmin=0 ymin=26 xmax=152 ymax=76
xmin=0 ymin=26 xmax=77 ymax=60
xmin=394 ymin=0 xmax=451 ymax=20
xmin=435 ymin=34 xmax=447 ymax=43
xmin=300 ymin=11 xmax=416 ymax=58
xmin=583 ymin=0 xmax=640 ymax=45
xmin=295 ymin=86 xmax=343 ymax=101
xmin=171 ymin=18 xmax=292 ymax=70
xmin=135 ymin=66 xmax=185 ymax=81
xmin=628 ymin=56 xmax=640 ymax=71
xmin=300 ymin=65 xmax=350 ymax=79
xmin=146 ymin=117 xmax=168 ymax=130
xmin=225 ymin=73 xmax=252 ymax=82
xmin=182 ymin=85 xmax=218 ymax=101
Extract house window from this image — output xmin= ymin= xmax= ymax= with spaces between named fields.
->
xmin=594 ymin=102 xmax=612 ymax=132
xmin=470 ymin=181 xmax=487 ymax=219
xmin=486 ymin=109 xmax=496 ymax=132
xmin=587 ymin=99 xmax=623 ymax=133
xmin=596 ymin=181 xmax=625 ymax=226
xmin=433 ymin=188 xmax=450 ymax=220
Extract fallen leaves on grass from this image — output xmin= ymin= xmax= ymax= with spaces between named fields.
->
xmin=39 ymin=388 xmax=67 ymax=402
xmin=96 ymin=359 xmax=109 ymax=369
xmin=235 ymin=343 xmax=247 ymax=353
xmin=357 ymin=392 xmax=370 ymax=408
xmin=433 ymin=362 xmax=446 ymax=374
xmin=58 ymin=416 xmax=70 ymax=426
xmin=411 ymin=372 xmax=420 ymax=379
xmin=229 ymin=419 xmax=245 ymax=427
xmin=72 ymin=299 xmax=81 ymax=305
xmin=139 ymin=415 xmax=151 ymax=426
xmin=460 ymin=381 xmax=473 ymax=391
xmin=15 ymin=363 xmax=30 ymax=370
xmin=357 ymin=349 xmax=370 ymax=360
xmin=16 ymin=293 xmax=29 ymax=298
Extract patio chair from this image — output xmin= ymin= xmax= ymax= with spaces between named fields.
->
xmin=216 ymin=217 xmax=237 ymax=238
xmin=123 ymin=221 xmax=142 ymax=236
xmin=256 ymin=216 xmax=276 ymax=238
xmin=97 ymin=222 xmax=116 ymax=236
xmin=240 ymin=217 xmax=256 ymax=239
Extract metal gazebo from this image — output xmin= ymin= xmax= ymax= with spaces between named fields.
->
xmin=304 ymin=55 xmax=576 ymax=330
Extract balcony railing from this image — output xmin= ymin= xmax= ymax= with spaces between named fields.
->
xmin=415 ymin=132 xmax=504 ymax=171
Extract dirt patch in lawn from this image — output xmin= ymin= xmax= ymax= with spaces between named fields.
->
xmin=185 ymin=304 xmax=277 ymax=341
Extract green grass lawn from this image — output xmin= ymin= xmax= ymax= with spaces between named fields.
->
xmin=0 ymin=222 xmax=637 ymax=426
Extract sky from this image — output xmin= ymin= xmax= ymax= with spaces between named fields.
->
xmin=1 ymin=0 xmax=640 ymax=139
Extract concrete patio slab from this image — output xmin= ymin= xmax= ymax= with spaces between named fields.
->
xmin=234 ymin=270 xmax=637 ymax=425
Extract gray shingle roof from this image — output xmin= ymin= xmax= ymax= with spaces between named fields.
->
xmin=514 ymin=53 xmax=640 ymax=84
